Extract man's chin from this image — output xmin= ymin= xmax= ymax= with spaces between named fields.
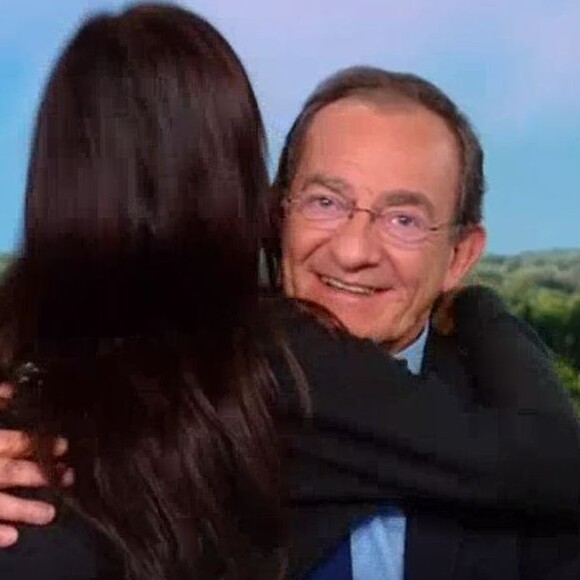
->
xmin=290 ymin=285 xmax=403 ymax=343
xmin=332 ymin=315 xmax=396 ymax=345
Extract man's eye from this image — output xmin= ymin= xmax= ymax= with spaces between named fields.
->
xmin=308 ymin=195 xmax=337 ymax=208
xmin=302 ymin=194 xmax=344 ymax=212
xmin=299 ymin=193 xmax=346 ymax=220
xmin=389 ymin=213 xmax=425 ymax=229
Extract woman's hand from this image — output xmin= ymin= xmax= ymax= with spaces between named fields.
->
xmin=0 ymin=382 xmax=72 ymax=547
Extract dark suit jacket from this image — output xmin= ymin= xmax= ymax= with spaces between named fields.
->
xmin=400 ymin=330 xmax=580 ymax=580
xmin=283 ymin=318 xmax=580 ymax=580
xmin=403 ymin=509 xmax=580 ymax=580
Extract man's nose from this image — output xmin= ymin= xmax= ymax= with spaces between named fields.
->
xmin=328 ymin=211 xmax=383 ymax=271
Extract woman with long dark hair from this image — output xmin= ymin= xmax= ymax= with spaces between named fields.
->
xmin=0 ymin=5 xmax=286 ymax=578
xmin=0 ymin=4 xmax=578 ymax=580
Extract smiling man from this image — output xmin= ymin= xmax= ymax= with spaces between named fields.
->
xmin=278 ymin=70 xmax=485 ymax=354
xmin=273 ymin=67 xmax=579 ymax=580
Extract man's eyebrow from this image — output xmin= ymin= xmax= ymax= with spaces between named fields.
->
xmin=380 ymin=189 xmax=436 ymax=219
xmin=297 ymin=178 xmax=436 ymax=217
xmin=300 ymin=173 xmax=353 ymax=195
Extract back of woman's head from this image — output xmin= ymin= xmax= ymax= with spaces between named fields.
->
xmin=21 ymin=1 xmax=270 ymax=342
xmin=1 ymin=4 xmax=284 ymax=579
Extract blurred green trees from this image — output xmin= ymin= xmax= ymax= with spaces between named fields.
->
xmin=0 ymin=254 xmax=10 ymax=274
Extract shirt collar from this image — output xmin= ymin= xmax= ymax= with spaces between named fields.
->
xmin=394 ymin=322 xmax=430 ymax=375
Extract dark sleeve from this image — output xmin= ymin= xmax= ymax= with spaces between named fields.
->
xmin=269 ymin=293 xmax=580 ymax=522
xmin=453 ymin=285 xmax=577 ymax=416
xmin=0 ymin=413 xmax=106 ymax=578
xmin=0 ymin=510 xmax=99 ymax=580
xmin=519 ymin=521 xmax=580 ymax=580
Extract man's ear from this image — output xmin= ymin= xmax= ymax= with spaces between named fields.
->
xmin=442 ymin=224 xmax=486 ymax=292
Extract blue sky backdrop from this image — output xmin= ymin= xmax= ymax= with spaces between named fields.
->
xmin=1 ymin=0 xmax=578 ymax=254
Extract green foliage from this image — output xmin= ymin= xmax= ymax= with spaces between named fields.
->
xmin=471 ymin=249 xmax=580 ymax=411
xmin=554 ymin=357 xmax=580 ymax=408
xmin=0 ymin=254 xmax=10 ymax=277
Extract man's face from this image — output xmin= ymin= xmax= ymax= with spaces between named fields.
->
xmin=281 ymin=98 xmax=485 ymax=352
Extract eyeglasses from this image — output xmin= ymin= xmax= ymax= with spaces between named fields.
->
xmin=284 ymin=192 xmax=458 ymax=246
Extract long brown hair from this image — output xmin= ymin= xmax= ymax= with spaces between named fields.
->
xmin=0 ymin=3 xmax=285 ymax=578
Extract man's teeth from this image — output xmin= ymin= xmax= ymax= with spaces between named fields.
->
xmin=321 ymin=276 xmax=376 ymax=295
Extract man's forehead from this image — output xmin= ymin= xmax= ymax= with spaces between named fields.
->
xmin=307 ymin=96 xmax=432 ymax=133
xmin=308 ymin=98 xmax=455 ymax=146
xmin=293 ymin=99 xmax=461 ymax=215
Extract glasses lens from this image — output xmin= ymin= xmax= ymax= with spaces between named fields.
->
xmin=379 ymin=210 xmax=429 ymax=244
xmin=298 ymin=193 xmax=348 ymax=222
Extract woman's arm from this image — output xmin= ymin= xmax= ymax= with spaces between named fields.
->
xmin=0 ymin=508 xmax=99 ymax=580
xmin=272 ymin=286 xmax=580 ymax=521
xmin=0 ymin=285 xmax=576 ymax=547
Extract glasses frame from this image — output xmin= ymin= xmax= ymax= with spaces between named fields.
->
xmin=283 ymin=195 xmax=461 ymax=245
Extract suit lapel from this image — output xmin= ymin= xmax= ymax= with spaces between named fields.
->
xmin=422 ymin=330 xmax=475 ymax=404
xmin=404 ymin=512 xmax=463 ymax=580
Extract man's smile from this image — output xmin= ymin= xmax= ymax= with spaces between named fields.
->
xmin=318 ymin=274 xmax=386 ymax=297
